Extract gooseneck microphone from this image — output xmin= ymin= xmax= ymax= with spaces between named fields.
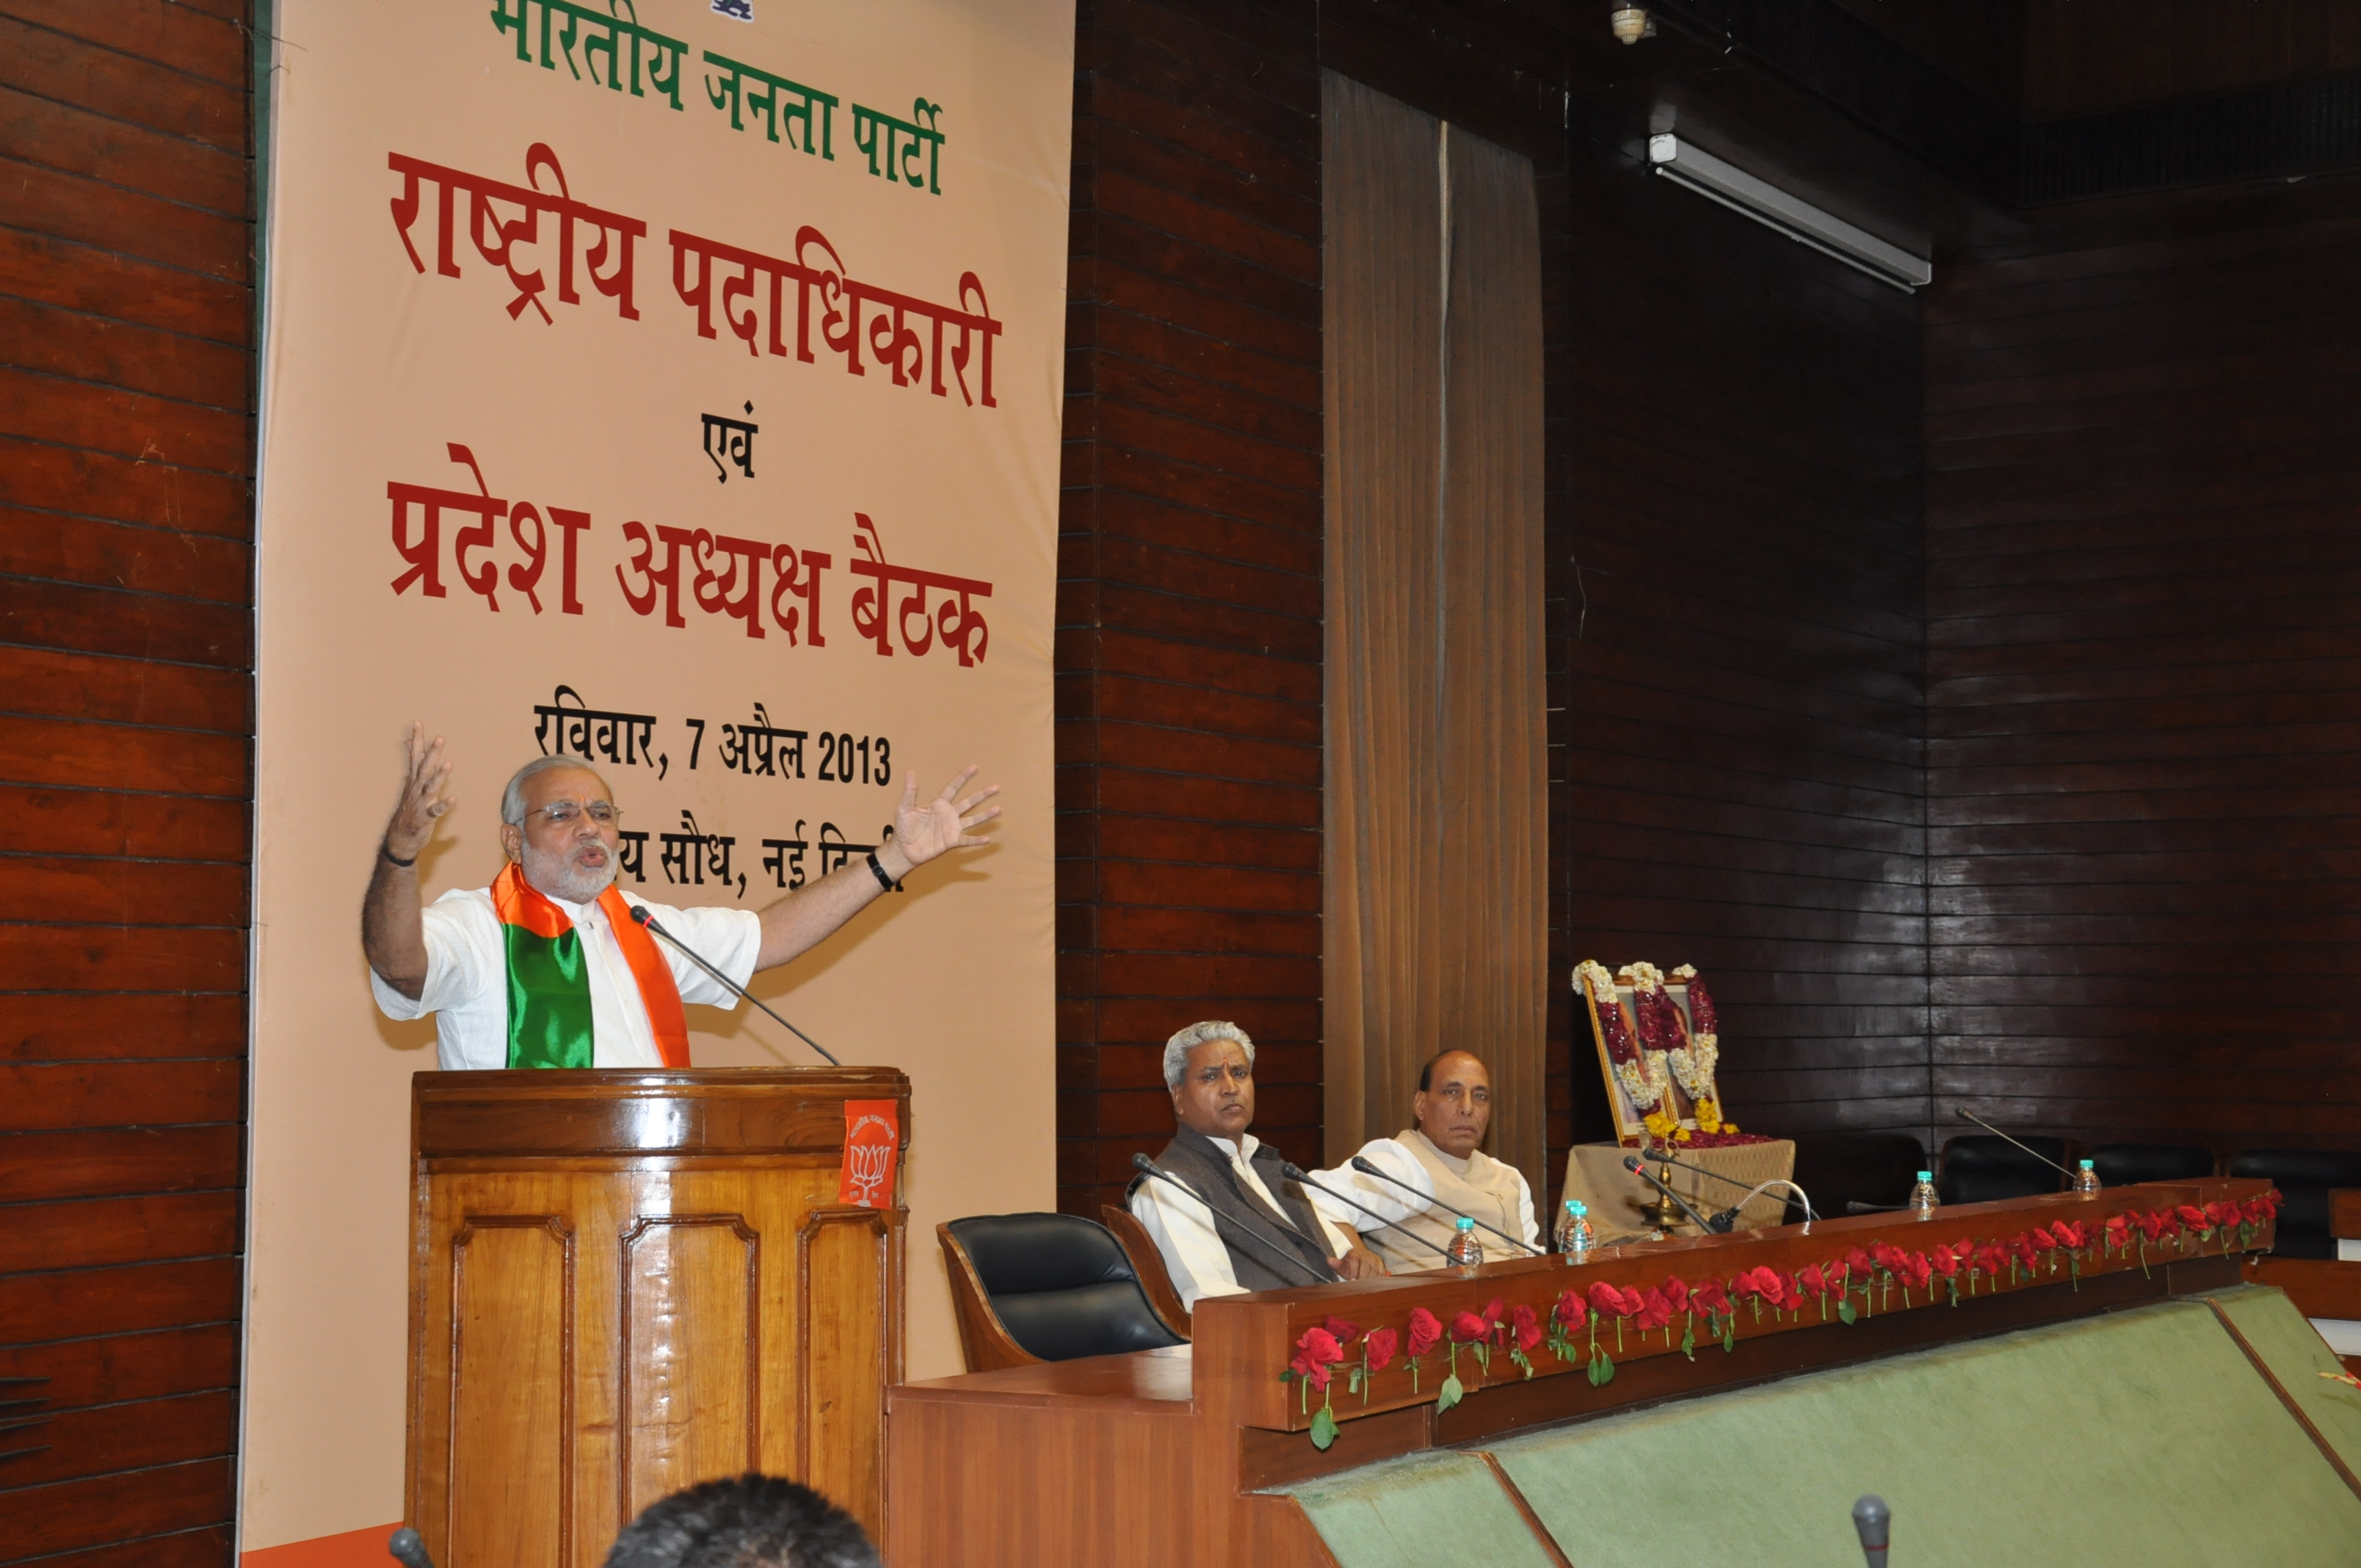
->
xmin=628 ymin=904 xmax=840 ymax=1066
xmin=1644 ymin=1147 xmax=1818 ymax=1224
xmin=1349 ymin=1155 xmax=1545 ymax=1256
xmin=1852 ymin=1494 xmax=1890 ymax=1568
xmin=1278 ymin=1161 xmax=1451 ymax=1259
xmin=387 ymin=1527 xmax=435 ymax=1568
xmin=1953 ymin=1107 xmax=2073 ymax=1177
xmin=1131 ymin=1154 xmax=1336 ymax=1287
xmin=1622 ymin=1154 xmax=1727 ymax=1233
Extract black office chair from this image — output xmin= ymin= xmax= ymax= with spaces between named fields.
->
xmin=2227 ymin=1149 xmax=2361 ymax=1260
xmin=2089 ymin=1142 xmax=2214 ymax=1188
xmin=1784 ymin=1132 xmax=1928 ymax=1222
xmin=940 ymin=1213 xmax=1186 ymax=1371
xmin=1937 ymin=1135 xmax=2071 ymax=1205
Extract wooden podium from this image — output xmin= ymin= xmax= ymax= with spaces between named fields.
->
xmin=406 ymin=1067 xmax=908 ymax=1568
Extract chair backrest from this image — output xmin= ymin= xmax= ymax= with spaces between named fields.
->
xmin=2089 ymin=1142 xmax=2215 ymax=1187
xmin=1100 ymin=1204 xmax=1191 ymax=1339
xmin=2227 ymin=1148 xmax=2361 ymax=1259
xmin=1938 ymin=1135 xmax=2070 ymax=1205
xmin=938 ymin=1213 xmax=1186 ymax=1372
xmin=1784 ymin=1132 xmax=1928 ymax=1221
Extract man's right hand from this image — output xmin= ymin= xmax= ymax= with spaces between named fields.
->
xmin=385 ymin=721 xmax=456 ymax=863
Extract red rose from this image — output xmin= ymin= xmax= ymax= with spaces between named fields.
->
xmin=1407 ymin=1307 xmax=1442 ymax=1359
xmin=1451 ymin=1310 xmax=1490 ymax=1344
xmin=1660 ymin=1277 xmax=1690 ymax=1315
xmin=1364 ymin=1326 xmax=1400 ymax=1372
xmin=2177 ymin=1205 xmax=2208 ymax=1229
xmin=1928 ymin=1248 xmax=1959 ymax=1280
xmin=1481 ymin=1298 xmax=1505 ymax=1325
xmin=1976 ymin=1242 xmax=2008 ymax=1275
xmin=2153 ymin=1208 xmax=2182 ymax=1236
xmin=1843 ymin=1247 xmax=1874 ymax=1280
xmin=2258 ymin=1188 xmax=2284 ymax=1219
xmin=1321 ymin=1315 xmax=1361 ymax=1346
xmin=2052 ymin=1220 xmax=2086 ymax=1250
xmin=2031 ymin=1224 xmax=2058 ymax=1250
xmin=1620 ymin=1284 xmax=1649 ymax=1315
xmin=1289 ymin=1326 xmax=1343 ymax=1390
xmin=1869 ymin=1241 xmax=1900 ymax=1271
xmin=1589 ymin=1280 xmax=1628 ymax=1317
xmin=1796 ymin=1263 xmax=1827 ymax=1297
xmin=1554 ymin=1288 xmax=1587 ymax=1330
xmin=2134 ymin=1211 xmax=2166 ymax=1241
xmin=1512 ymin=1302 xmax=1545 ymax=1353
xmin=1948 ymin=1238 xmax=1977 ymax=1262
xmin=2104 ymin=1214 xmax=2130 ymax=1244
xmin=1691 ymin=1278 xmax=1730 ymax=1316
xmin=2205 ymin=1200 xmax=2238 ymax=1228
xmin=1749 ymin=1266 xmax=1788 ymax=1307
xmin=1900 ymin=1252 xmax=1932 ymax=1292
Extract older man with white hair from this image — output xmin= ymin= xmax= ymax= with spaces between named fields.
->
xmin=362 ymin=722 xmax=998 ymax=1070
xmin=1126 ymin=1020 xmax=1385 ymax=1309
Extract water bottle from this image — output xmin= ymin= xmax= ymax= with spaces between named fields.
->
xmin=2074 ymin=1158 xmax=2102 ymax=1197
xmin=1446 ymin=1215 xmax=1483 ymax=1266
xmin=1908 ymin=1170 xmax=1939 ymax=1216
xmin=1555 ymin=1199 xmax=1595 ymax=1262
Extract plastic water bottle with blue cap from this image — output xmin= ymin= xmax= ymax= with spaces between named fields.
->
xmin=1555 ymin=1199 xmax=1595 ymax=1260
xmin=1908 ymin=1169 xmax=1939 ymax=1215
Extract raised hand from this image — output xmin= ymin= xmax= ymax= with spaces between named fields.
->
xmin=890 ymin=764 xmax=1000 ymax=868
xmin=383 ymin=721 xmax=456 ymax=863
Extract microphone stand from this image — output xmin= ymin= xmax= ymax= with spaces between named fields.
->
xmin=1349 ymin=1156 xmax=1545 ymax=1256
xmin=1623 ymin=1155 xmax=1726 ymax=1233
xmin=1954 ymin=1107 xmax=2075 ymax=1177
xmin=1278 ymin=1162 xmax=1451 ymax=1261
xmin=388 ymin=1528 xmax=435 ymax=1568
xmin=1644 ymin=1148 xmax=1818 ymax=1224
xmin=628 ymin=906 xmax=841 ymax=1067
xmin=1131 ymin=1155 xmax=1337 ymax=1288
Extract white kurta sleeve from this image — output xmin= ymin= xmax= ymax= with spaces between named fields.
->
xmin=625 ymin=896 xmax=761 ymax=1006
xmin=1128 ymin=1172 xmax=1242 ymax=1312
xmin=1305 ymin=1139 xmax=1435 ymax=1232
xmin=1514 ymin=1167 xmax=1539 ymax=1246
xmin=369 ymin=890 xmax=499 ymax=1021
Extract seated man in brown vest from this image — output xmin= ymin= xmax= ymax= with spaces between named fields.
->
xmin=1308 ymin=1049 xmax=1538 ymax=1268
xmin=1127 ymin=1020 xmax=1385 ymax=1309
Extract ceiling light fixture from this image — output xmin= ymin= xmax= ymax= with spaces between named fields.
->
xmin=1646 ymin=134 xmax=1932 ymax=292
xmin=1610 ymin=7 xmax=1656 ymax=44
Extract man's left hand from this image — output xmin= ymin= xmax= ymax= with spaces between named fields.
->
xmin=1332 ymin=1240 xmax=1388 ymax=1281
xmin=886 ymin=765 xmax=1001 ymax=873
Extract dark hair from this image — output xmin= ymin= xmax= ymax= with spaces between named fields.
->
xmin=602 ymin=1474 xmax=878 ymax=1568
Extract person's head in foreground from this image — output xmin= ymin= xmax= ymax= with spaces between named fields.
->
xmin=1165 ymin=1020 xmax=1256 ymax=1145
xmin=1413 ymin=1049 xmax=1493 ymax=1159
xmin=603 ymin=1473 xmax=878 ymax=1568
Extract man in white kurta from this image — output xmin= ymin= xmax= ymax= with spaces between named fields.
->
xmin=1308 ymin=1049 xmax=1539 ymax=1268
xmin=362 ymin=723 xmax=1001 ymax=1067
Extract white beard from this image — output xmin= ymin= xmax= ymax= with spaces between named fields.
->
xmin=523 ymin=843 xmax=617 ymax=905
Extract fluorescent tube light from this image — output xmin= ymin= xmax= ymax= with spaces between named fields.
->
xmin=1647 ymin=134 xmax=1932 ymax=293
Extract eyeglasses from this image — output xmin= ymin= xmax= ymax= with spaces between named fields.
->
xmin=526 ymin=800 xmax=622 ymax=827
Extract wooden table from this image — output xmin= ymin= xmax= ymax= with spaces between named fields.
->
xmin=405 ymin=1067 xmax=907 ymax=1568
xmin=887 ymin=1178 xmax=2274 ymax=1568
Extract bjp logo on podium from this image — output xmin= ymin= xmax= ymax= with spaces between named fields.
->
xmin=838 ymin=1099 xmax=901 ymax=1208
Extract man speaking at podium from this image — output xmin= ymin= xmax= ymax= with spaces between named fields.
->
xmin=362 ymin=722 xmax=999 ymax=1070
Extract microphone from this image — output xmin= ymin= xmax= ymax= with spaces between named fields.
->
xmin=1278 ymin=1161 xmax=1451 ymax=1259
xmin=1131 ymin=1154 xmax=1336 ymax=1288
xmin=628 ymin=904 xmax=840 ymax=1066
xmin=388 ymin=1527 xmax=435 ymax=1568
xmin=1953 ymin=1107 xmax=2073 ymax=1177
xmin=1644 ymin=1147 xmax=1818 ymax=1223
xmin=1622 ymin=1154 xmax=1726 ymax=1233
xmin=1852 ymin=1494 xmax=1890 ymax=1568
xmin=1349 ymin=1155 xmax=1543 ymax=1256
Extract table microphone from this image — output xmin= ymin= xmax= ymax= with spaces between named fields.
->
xmin=1278 ymin=1162 xmax=1451 ymax=1259
xmin=1622 ymin=1154 xmax=1727 ymax=1233
xmin=1852 ymin=1494 xmax=1890 ymax=1568
xmin=387 ymin=1527 xmax=435 ymax=1568
xmin=1953 ymin=1107 xmax=2073 ymax=1177
xmin=1348 ymin=1156 xmax=1545 ymax=1256
xmin=1131 ymin=1154 xmax=1337 ymax=1287
xmin=1644 ymin=1147 xmax=1819 ymax=1223
xmin=628 ymin=905 xmax=840 ymax=1066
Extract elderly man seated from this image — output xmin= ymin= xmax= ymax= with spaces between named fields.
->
xmin=1128 ymin=1020 xmax=1385 ymax=1309
xmin=1308 ymin=1049 xmax=1538 ymax=1268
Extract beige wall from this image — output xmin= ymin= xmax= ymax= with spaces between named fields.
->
xmin=245 ymin=0 xmax=1071 ymax=1548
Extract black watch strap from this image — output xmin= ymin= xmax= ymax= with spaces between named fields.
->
xmin=866 ymin=850 xmax=900 ymax=892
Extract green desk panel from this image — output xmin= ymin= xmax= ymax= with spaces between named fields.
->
xmin=1283 ymin=1450 xmax=1562 ymax=1568
xmin=1481 ymin=1296 xmax=2361 ymax=1568
xmin=2210 ymin=1282 xmax=2361 ymax=1476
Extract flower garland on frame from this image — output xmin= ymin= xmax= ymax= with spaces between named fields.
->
xmin=1622 ymin=962 xmax=1686 ymax=1144
xmin=1579 ymin=959 xmax=1671 ymax=1140
xmin=1667 ymin=964 xmax=1733 ymax=1135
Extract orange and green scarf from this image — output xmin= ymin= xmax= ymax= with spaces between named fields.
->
xmin=490 ymin=862 xmax=690 ymax=1069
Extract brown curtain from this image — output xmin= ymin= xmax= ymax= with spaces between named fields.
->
xmin=1322 ymin=73 xmax=1548 ymax=1194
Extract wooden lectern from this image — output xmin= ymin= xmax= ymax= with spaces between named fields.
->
xmin=406 ymin=1067 xmax=908 ymax=1568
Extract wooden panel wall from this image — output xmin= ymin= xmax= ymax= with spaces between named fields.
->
xmin=1056 ymin=0 xmax=1327 ymax=1213
xmin=2022 ymin=0 xmax=2361 ymax=120
xmin=0 ymin=2 xmax=253 ymax=1564
xmin=1925 ymin=175 xmax=2361 ymax=1158
xmin=1551 ymin=133 xmax=1931 ymax=1158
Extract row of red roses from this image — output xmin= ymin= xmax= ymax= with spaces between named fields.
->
xmin=1278 ymin=1191 xmax=2281 ymax=1449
